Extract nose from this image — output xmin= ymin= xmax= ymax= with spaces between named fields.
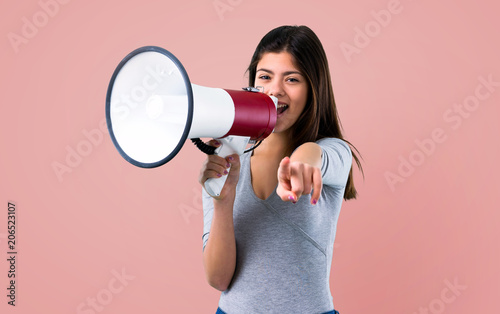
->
xmin=267 ymin=79 xmax=285 ymax=98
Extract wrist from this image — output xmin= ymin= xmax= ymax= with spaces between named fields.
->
xmin=213 ymin=190 xmax=236 ymax=209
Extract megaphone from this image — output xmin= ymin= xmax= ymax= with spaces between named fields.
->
xmin=106 ymin=46 xmax=277 ymax=197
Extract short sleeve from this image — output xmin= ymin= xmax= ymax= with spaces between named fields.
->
xmin=316 ymin=137 xmax=352 ymax=187
xmin=202 ymin=187 xmax=214 ymax=251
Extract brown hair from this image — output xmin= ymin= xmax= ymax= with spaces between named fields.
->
xmin=247 ymin=25 xmax=363 ymax=200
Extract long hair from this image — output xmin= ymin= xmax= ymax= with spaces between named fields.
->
xmin=247 ymin=25 xmax=363 ymax=200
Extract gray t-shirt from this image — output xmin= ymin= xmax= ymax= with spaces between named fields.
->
xmin=202 ymin=137 xmax=352 ymax=313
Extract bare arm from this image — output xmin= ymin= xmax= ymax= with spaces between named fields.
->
xmin=202 ymin=197 xmax=236 ymax=291
xmin=289 ymin=142 xmax=322 ymax=168
xmin=199 ymin=151 xmax=240 ymax=291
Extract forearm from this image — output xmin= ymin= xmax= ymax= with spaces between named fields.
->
xmin=289 ymin=142 xmax=322 ymax=168
xmin=202 ymin=198 xmax=236 ymax=291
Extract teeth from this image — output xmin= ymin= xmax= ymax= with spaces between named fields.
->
xmin=278 ymin=104 xmax=288 ymax=108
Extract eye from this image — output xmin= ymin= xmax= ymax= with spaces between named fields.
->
xmin=258 ymin=75 xmax=271 ymax=80
xmin=286 ymin=77 xmax=300 ymax=83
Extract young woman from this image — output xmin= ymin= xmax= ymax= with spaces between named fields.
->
xmin=199 ymin=25 xmax=362 ymax=314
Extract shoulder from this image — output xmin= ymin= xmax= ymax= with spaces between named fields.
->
xmin=315 ymin=137 xmax=352 ymax=187
xmin=316 ymin=137 xmax=352 ymax=159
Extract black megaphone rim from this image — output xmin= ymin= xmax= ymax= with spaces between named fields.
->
xmin=105 ymin=46 xmax=194 ymax=168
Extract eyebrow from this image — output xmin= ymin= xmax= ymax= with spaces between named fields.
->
xmin=256 ymin=68 xmax=303 ymax=76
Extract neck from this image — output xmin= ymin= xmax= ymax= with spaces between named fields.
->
xmin=253 ymin=130 xmax=291 ymax=158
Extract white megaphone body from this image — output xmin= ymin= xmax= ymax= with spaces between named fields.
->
xmin=106 ymin=46 xmax=277 ymax=197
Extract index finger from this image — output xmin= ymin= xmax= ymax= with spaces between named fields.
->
xmin=310 ymin=168 xmax=322 ymax=205
xmin=277 ymin=157 xmax=291 ymax=181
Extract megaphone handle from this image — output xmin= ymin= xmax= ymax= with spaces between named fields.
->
xmin=204 ymin=136 xmax=250 ymax=198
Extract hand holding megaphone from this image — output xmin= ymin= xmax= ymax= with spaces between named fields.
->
xmin=106 ymin=46 xmax=277 ymax=197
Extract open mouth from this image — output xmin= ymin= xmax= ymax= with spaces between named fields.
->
xmin=277 ymin=103 xmax=289 ymax=115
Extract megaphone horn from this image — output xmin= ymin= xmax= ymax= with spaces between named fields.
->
xmin=106 ymin=46 xmax=277 ymax=197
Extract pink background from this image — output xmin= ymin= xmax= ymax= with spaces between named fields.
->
xmin=1 ymin=0 xmax=499 ymax=313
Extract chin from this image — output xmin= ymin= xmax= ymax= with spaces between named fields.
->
xmin=272 ymin=124 xmax=291 ymax=135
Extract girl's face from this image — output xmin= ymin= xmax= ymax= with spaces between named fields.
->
xmin=255 ymin=51 xmax=308 ymax=135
